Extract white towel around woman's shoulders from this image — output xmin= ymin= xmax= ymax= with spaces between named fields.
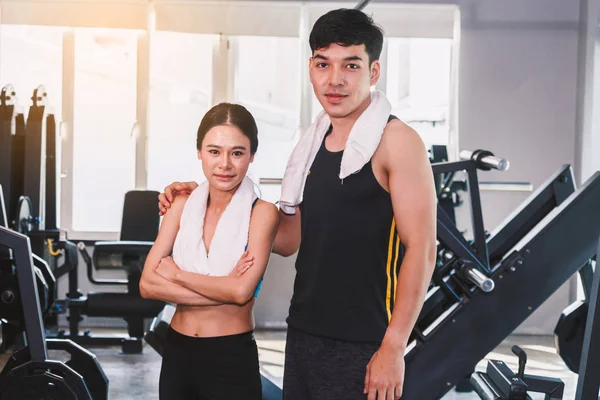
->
xmin=278 ymin=90 xmax=392 ymax=214
xmin=172 ymin=176 xmax=257 ymax=276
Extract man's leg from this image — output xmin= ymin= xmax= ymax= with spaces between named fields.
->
xmin=293 ymin=329 xmax=380 ymax=400
xmin=282 ymin=327 xmax=312 ymax=400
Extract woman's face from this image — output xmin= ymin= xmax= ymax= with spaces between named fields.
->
xmin=198 ymin=124 xmax=254 ymax=192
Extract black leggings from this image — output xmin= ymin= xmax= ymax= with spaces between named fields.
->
xmin=159 ymin=326 xmax=262 ymax=400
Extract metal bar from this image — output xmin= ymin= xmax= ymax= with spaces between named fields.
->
xmin=402 ymin=172 xmax=600 ymax=400
xmin=0 ymin=226 xmax=48 ymax=361
xmin=578 ymin=260 xmax=594 ymax=301
xmin=479 ymin=182 xmax=533 ymax=192
xmin=355 ymin=0 xmax=371 ymax=10
xmin=60 ymin=29 xmax=75 ymax=235
xmin=459 ymin=150 xmax=509 ymax=171
xmin=135 ymin=31 xmax=149 ymax=190
xmin=575 ymin=235 xmax=600 ymax=400
xmin=466 ymin=167 xmax=490 ymax=268
xmin=0 ymin=185 xmax=6 ymax=229
xmin=259 ymin=178 xmax=283 ymax=185
xmin=431 ymin=160 xmax=473 ymax=175
xmin=437 ymin=204 xmax=489 ymax=273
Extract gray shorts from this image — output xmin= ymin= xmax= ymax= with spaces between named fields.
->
xmin=283 ymin=326 xmax=381 ymax=400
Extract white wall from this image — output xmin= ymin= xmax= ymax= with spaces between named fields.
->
xmin=583 ymin=24 xmax=600 ymax=182
xmin=457 ymin=0 xmax=582 ymax=334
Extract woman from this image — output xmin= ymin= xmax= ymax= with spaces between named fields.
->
xmin=139 ymin=103 xmax=279 ymax=400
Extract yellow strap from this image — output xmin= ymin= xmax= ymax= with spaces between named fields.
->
xmin=47 ymin=238 xmax=61 ymax=257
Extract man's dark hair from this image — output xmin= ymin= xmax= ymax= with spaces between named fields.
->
xmin=309 ymin=8 xmax=384 ymax=65
xmin=197 ymin=103 xmax=258 ymax=154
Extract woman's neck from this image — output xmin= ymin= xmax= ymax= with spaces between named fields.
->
xmin=207 ymin=185 xmax=236 ymax=213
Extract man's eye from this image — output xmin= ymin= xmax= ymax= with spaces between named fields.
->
xmin=347 ymin=64 xmax=359 ymax=69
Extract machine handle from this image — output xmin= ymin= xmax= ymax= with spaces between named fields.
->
xmin=460 ymin=150 xmax=510 ymax=171
xmin=511 ymin=345 xmax=528 ymax=379
xmin=456 ymin=260 xmax=495 ymax=292
xmin=465 ymin=267 xmax=495 ymax=292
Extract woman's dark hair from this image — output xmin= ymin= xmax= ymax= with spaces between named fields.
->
xmin=309 ymin=8 xmax=384 ymax=65
xmin=196 ymin=103 xmax=259 ymax=154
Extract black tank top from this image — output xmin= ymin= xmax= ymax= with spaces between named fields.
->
xmin=287 ymin=115 xmax=403 ymax=342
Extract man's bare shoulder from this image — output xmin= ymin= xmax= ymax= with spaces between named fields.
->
xmin=376 ymin=118 xmax=427 ymax=166
xmin=381 ymin=118 xmax=425 ymax=150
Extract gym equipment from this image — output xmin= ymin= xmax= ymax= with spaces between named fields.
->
xmin=0 ymin=86 xmax=80 ymax=350
xmin=401 ymin=151 xmax=600 ymax=399
xmin=572 ymin=236 xmax=600 ymax=400
xmin=355 ymin=0 xmax=371 ymax=11
xmin=0 ymin=85 xmax=164 ymax=354
xmin=554 ymin=258 xmax=596 ymax=374
xmin=429 ymin=145 xmax=464 ymax=226
xmin=0 ymin=184 xmax=57 ymax=353
xmin=0 ymin=85 xmax=27 ymax=229
xmin=145 ymin=304 xmax=284 ymax=399
xmin=52 ymin=190 xmax=165 ymax=354
xmin=0 ymin=225 xmax=108 ymax=399
xmin=143 ymin=303 xmax=175 ymax=357
xmin=554 ymin=299 xmax=587 ymax=373
xmin=471 ymin=345 xmax=565 ymax=399
xmin=473 ymin=235 xmax=600 ymax=400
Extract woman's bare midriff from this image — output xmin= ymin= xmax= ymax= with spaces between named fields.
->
xmin=170 ymin=300 xmax=255 ymax=337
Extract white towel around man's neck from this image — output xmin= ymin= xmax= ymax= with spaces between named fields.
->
xmin=278 ymin=90 xmax=392 ymax=214
xmin=172 ymin=176 xmax=257 ymax=276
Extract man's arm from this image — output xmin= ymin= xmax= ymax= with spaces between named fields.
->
xmin=140 ymin=195 xmax=224 ymax=306
xmin=383 ymin=124 xmax=437 ymax=350
xmin=272 ymin=207 xmax=301 ymax=257
xmin=173 ymin=201 xmax=280 ymax=304
xmin=158 ymin=181 xmax=199 ymax=216
xmin=365 ymin=122 xmax=437 ymax=400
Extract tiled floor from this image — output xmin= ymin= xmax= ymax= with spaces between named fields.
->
xmin=0 ymin=330 xmax=582 ymax=399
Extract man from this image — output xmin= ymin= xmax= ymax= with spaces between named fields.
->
xmin=158 ymin=9 xmax=437 ymax=400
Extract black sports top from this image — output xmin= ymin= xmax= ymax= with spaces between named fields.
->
xmin=287 ymin=115 xmax=403 ymax=342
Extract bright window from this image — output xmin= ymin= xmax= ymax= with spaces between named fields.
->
xmin=0 ymin=25 xmax=64 ymax=118
xmin=71 ymin=28 xmax=138 ymax=232
xmin=234 ymin=36 xmax=301 ymax=203
xmin=0 ymin=25 xmax=64 ymax=223
xmin=146 ymin=32 xmax=215 ymax=192
xmin=387 ymin=38 xmax=452 ymax=145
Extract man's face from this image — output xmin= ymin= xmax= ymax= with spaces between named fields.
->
xmin=309 ymin=43 xmax=380 ymax=119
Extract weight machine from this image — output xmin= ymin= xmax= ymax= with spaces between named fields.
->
xmin=0 ymin=225 xmax=109 ymax=400
xmin=0 ymin=84 xmax=163 ymax=353
xmin=401 ymin=151 xmax=600 ymax=399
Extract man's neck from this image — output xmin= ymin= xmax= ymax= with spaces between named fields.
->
xmin=328 ymin=94 xmax=372 ymax=142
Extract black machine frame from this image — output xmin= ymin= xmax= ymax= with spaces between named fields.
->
xmin=402 ymin=155 xmax=600 ymax=399
xmin=0 ymin=226 xmax=47 ymax=362
xmin=0 ymin=226 xmax=109 ymax=400
xmin=573 ymin=238 xmax=600 ymax=400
